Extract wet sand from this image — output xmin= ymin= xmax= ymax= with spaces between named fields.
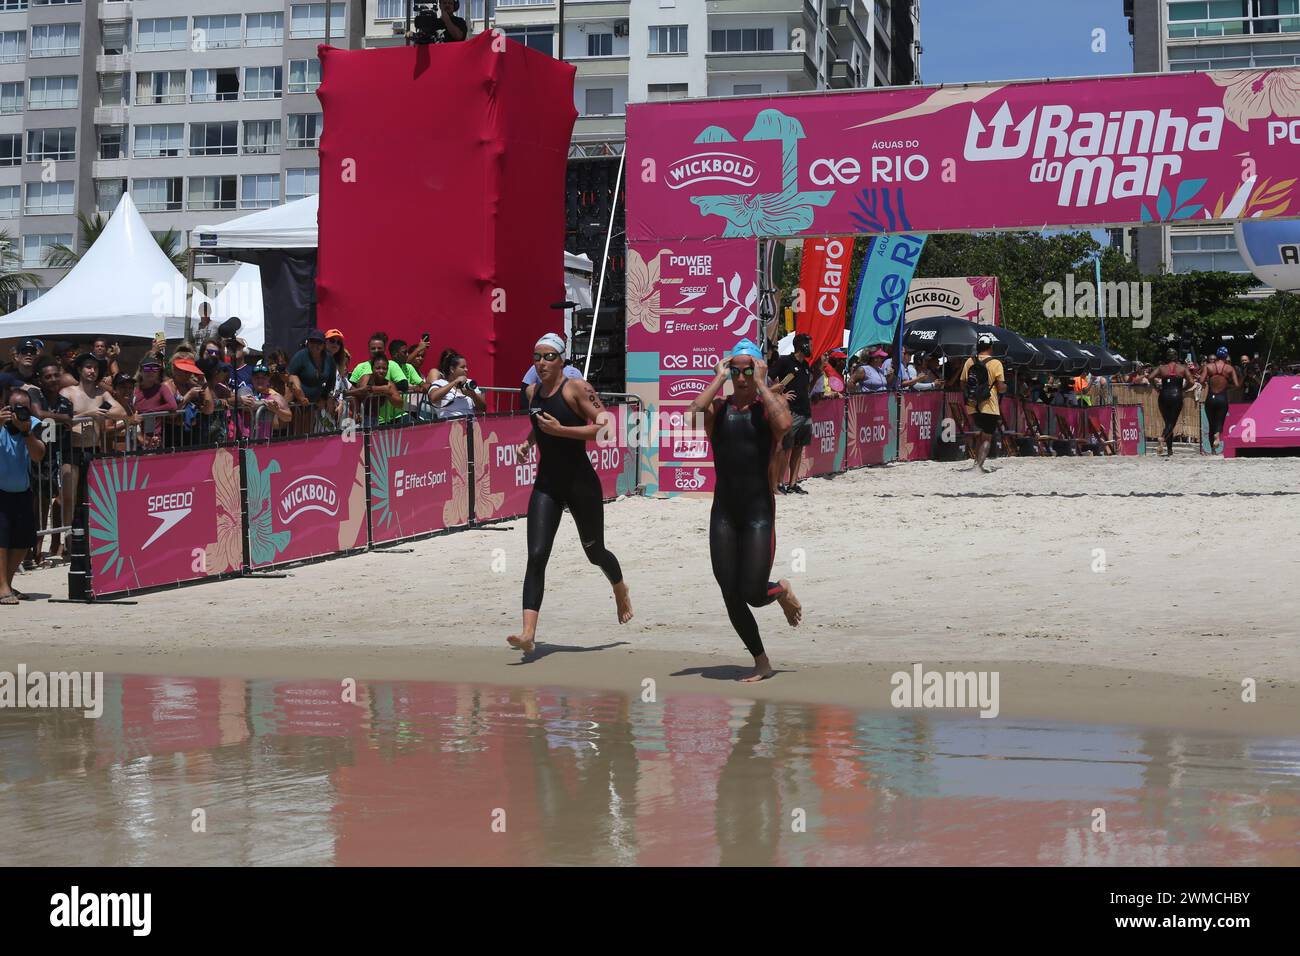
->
xmin=9 ymin=454 xmax=1300 ymax=736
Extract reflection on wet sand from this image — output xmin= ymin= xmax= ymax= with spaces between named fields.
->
xmin=0 ymin=675 xmax=1296 ymax=866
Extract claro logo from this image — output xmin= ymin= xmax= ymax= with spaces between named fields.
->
xmin=666 ymin=152 xmax=760 ymax=190
xmin=277 ymin=475 xmax=339 ymax=523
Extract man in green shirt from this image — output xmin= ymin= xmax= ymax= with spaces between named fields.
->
xmin=349 ymin=333 xmax=409 ymax=425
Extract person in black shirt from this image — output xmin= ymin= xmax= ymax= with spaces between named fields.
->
xmin=409 ymin=0 xmax=468 ymax=44
xmin=287 ymin=329 xmax=338 ymax=425
xmin=771 ymin=333 xmax=813 ymax=495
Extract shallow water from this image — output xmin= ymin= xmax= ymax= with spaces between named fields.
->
xmin=0 ymin=674 xmax=1296 ymax=866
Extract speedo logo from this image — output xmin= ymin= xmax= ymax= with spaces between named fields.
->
xmin=666 ymin=151 xmax=759 ymax=190
xmin=277 ymin=475 xmax=339 ymax=523
xmin=143 ymin=490 xmax=194 ymax=548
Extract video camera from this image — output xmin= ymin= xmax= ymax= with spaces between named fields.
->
xmin=412 ymin=2 xmax=458 ymax=43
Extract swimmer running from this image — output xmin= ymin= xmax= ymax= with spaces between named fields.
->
xmin=508 ymin=333 xmax=632 ymax=653
xmin=1150 ymin=348 xmax=1193 ymax=458
xmin=689 ymin=338 xmax=802 ymax=682
xmin=1200 ymin=346 xmax=1239 ymax=455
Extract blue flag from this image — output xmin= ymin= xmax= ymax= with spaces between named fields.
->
xmin=847 ymin=233 xmax=926 ymax=359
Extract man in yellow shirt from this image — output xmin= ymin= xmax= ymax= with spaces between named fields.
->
xmin=959 ymin=332 xmax=1007 ymax=474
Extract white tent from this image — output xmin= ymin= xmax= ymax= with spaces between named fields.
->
xmin=0 ymin=194 xmax=189 ymax=339
xmin=190 ymin=262 xmax=266 ymax=352
xmin=192 ymin=194 xmax=318 ymax=251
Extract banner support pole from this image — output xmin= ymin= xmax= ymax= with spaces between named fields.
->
xmin=583 ymin=149 xmax=626 ymax=381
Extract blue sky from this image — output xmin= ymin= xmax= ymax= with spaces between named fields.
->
xmin=921 ymin=0 xmax=1134 ymax=85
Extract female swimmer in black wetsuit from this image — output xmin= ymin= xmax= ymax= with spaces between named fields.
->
xmin=1150 ymin=348 xmax=1193 ymax=457
xmin=689 ymin=339 xmax=802 ymax=683
xmin=508 ymin=334 xmax=632 ymax=653
xmin=1200 ymin=346 xmax=1240 ymax=455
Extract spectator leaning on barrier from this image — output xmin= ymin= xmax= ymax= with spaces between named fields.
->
xmin=243 ymin=363 xmax=292 ymax=438
xmin=911 ymin=355 xmax=942 ymax=391
xmin=850 ymin=350 xmax=890 ymax=393
xmin=350 ymin=332 xmax=408 ymax=425
xmin=960 ymin=332 xmax=1007 ymax=475
xmin=346 ymin=354 xmax=403 ymax=428
xmin=427 ymin=348 xmax=487 ymax=420
xmin=167 ymin=355 xmax=215 ymax=447
xmin=132 ymin=358 xmax=176 ymax=451
xmin=29 ymin=357 xmax=74 ymax=563
xmin=0 ymin=385 xmax=45 ymax=603
xmin=288 ymin=329 xmax=338 ymax=415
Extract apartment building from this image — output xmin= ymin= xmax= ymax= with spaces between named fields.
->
xmin=1126 ymin=0 xmax=1300 ymax=278
xmin=0 ymin=0 xmax=364 ymax=306
xmin=365 ymin=0 xmax=922 ymax=154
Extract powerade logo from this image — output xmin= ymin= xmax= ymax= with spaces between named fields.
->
xmin=277 ymin=475 xmax=339 ymax=523
xmin=666 ymin=152 xmax=760 ymax=191
xmin=143 ymin=490 xmax=194 ymax=548
xmin=393 ymin=467 xmax=447 ymax=498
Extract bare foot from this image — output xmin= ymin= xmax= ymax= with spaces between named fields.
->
xmin=739 ymin=655 xmax=774 ymax=682
xmin=507 ymin=633 xmax=536 ymax=653
xmin=777 ymin=580 xmax=802 ymax=627
xmin=613 ymin=581 xmax=633 ymax=624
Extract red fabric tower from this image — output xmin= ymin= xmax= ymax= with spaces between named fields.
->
xmin=316 ymin=34 xmax=576 ymax=385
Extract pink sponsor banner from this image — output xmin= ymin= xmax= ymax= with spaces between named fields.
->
xmin=1224 ymin=375 xmax=1300 ymax=456
xmin=844 ymin=392 xmax=894 ymax=468
xmin=475 ymin=413 xmax=536 ymax=521
xmin=1021 ymin=401 xmax=1054 ymax=437
xmin=905 ymin=277 xmax=1001 ymax=324
xmin=1220 ymin=402 xmax=1254 ymax=457
xmin=802 ymin=399 xmax=845 ymax=477
xmin=368 ymin=420 xmax=460 ymax=544
xmin=898 ymin=391 xmax=943 ymax=461
xmin=1116 ymin=404 xmax=1145 ymax=455
xmin=1001 ymin=395 xmax=1021 ymax=436
xmin=628 ymin=70 xmax=1300 ymax=241
xmin=87 ymin=447 xmax=242 ymax=597
xmin=244 ymin=435 xmax=367 ymax=569
xmin=1085 ymin=404 xmax=1114 ymax=445
xmin=1051 ymin=405 xmax=1085 ymax=441
xmin=661 ymin=464 xmax=716 ymax=494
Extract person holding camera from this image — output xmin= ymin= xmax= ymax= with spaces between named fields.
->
xmin=408 ymin=0 xmax=467 ymax=44
xmin=0 ymin=386 xmax=46 ymax=604
xmin=426 ymin=348 xmax=485 ymax=420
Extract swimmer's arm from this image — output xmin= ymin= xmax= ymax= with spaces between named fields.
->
xmin=561 ymin=381 xmax=606 ymax=441
xmin=690 ymin=359 xmax=730 ymax=432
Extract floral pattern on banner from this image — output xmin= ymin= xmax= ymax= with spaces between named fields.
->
xmin=1206 ymin=176 xmax=1296 ymax=220
xmin=443 ymin=419 xmax=504 ymax=525
xmin=244 ymin=452 xmax=291 ymax=567
xmin=967 ymin=276 xmax=997 ymax=301
xmin=368 ymin=428 xmax=407 ymax=533
xmin=87 ymin=458 xmax=149 ymax=579
xmin=337 ymin=453 xmax=367 ymax=551
xmin=1209 ymin=69 xmax=1300 ymax=131
xmin=625 ymin=247 xmax=692 ymax=334
xmin=204 ymin=448 xmax=242 ymax=575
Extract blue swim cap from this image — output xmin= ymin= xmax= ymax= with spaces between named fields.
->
xmin=731 ymin=338 xmax=763 ymax=361
xmin=1216 ymin=346 xmax=1229 ymax=358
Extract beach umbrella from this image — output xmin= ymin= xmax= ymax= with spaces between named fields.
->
xmin=902 ymin=317 xmax=1002 ymax=359
xmin=1028 ymin=337 xmax=1091 ymax=374
xmin=1078 ymin=343 xmax=1125 ymax=376
xmin=981 ymin=325 xmax=1038 ymax=366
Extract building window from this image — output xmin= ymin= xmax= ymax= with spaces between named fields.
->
xmin=188 ymin=175 xmax=238 ymax=211
xmin=132 ymin=177 xmax=184 ymax=213
xmin=587 ymin=32 xmax=613 ymax=57
xmin=377 ymin=0 xmax=404 ymax=18
xmin=23 ymin=234 xmax=72 ymax=269
xmin=136 ymin=18 xmax=187 ymax=52
xmin=243 ymin=66 xmax=283 ymax=100
xmin=94 ymin=178 xmax=126 ymax=215
xmin=97 ymin=125 xmax=125 ymax=160
xmin=0 ymin=133 xmax=20 ymax=166
xmin=288 ymin=58 xmax=322 ymax=94
xmin=26 ymin=127 xmax=76 ymax=162
xmin=648 ymin=25 xmax=687 ymax=55
xmin=190 ymin=121 xmax=238 ymax=157
xmin=241 ymin=173 xmax=280 ymax=210
xmin=99 ymin=73 xmax=127 ymax=108
xmin=647 ymin=83 xmax=688 ymax=102
xmin=246 ymin=12 xmax=284 ymax=47
xmin=100 ymin=21 xmax=127 ymax=56
xmin=0 ymin=185 xmax=18 ymax=218
xmin=0 ymin=82 xmax=22 ymax=114
xmin=192 ymin=68 xmax=240 ymax=102
xmin=503 ymin=26 xmax=554 ymax=55
xmin=28 ymin=75 xmax=77 ymax=109
xmin=584 ymin=87 xmax=614 ymax=115
xmin=25 ymin=180 xmax=74 ymax=215
xmin=288 ymin=113 xmax=323 ymax=148
xmin=243 ymin=119 xmax=281 ymax=154
xmin=30 ymin=23 xmax=80 ymax=58
xmin=285 ymin=167 xmax=319 ymax=202
xmin=133 ymin=123 xmax=184 ymax=158
xmin=0 ymin=1 xmax=25 ymax=12
xmin=733 ymin=83 xmax=762 ymax=96
xmin=135 ymin=70 xmax=186 ymax=106
xmin=710 ymin=29 xmax=774 ymax=52
xmin=289 ymin=3 xmax=345 ymax=39
xmin=193 ymin=14 xmax=242 ymax=50
xmin=1169 ymin=232 xmax=1249 ymax=272
xmin=0 ymin=31 xmax=24 ymax=63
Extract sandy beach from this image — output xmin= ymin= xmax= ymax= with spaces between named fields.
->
xmin=8 ymin=452 xmax=1299 ymax=734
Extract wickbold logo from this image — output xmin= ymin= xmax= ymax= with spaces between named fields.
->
xmin=666 ymin=377 xmax=711 ymax=399
xmin=143 ymin=489 xmax=195 ymax=548
xmin=277 ymin=475 xmax=339 ymax=523
xmin=666 ymin=151 xmax=760 ymax=191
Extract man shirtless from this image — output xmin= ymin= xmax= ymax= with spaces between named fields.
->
xmin=59 ymin=354 xmax=126 ymax=511
xmin=1200 ymin=346 xmax=1239 ymax=455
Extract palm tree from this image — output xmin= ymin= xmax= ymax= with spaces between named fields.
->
xmin=44 ymin=211 xmax=206 ymax=288
xmin=0 ymin=230 xmax=41 ymax=314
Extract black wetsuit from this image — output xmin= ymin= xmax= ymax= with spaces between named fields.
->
xmin=522 ymin=380 xmax=622 ymax=611
xmin=708 ymin=396 xmax=785 ymax=659
xmin=1157 ymin=363 xmax=1185 ymax=455
xmin=1203 ymin=361 xmax=1233 ymax=447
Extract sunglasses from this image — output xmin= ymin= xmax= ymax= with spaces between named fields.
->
xmin=728 ymin=366 xmax=755 ymax=378
xmin=533 ymin=351 xmax=561 ymax=363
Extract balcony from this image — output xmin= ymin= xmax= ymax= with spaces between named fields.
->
xmin=93 ymin=106 xmax=129 ymax=125
xmin=705 ymin=49 xmax=817 ymax=78
xmin=99 ymin=2 xmax=132 ymax=20
xmin=574 ymin=115 xmax=627 ymax=139
xmin=574 ymin=56 xmax=629 ymax=78
xmin=562 ymin=0 xmax=629 ymax=19
xmin=96 ymin=54 xmax=131 ymax=73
